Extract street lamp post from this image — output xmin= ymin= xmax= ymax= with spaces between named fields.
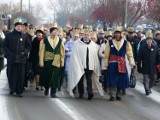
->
xmin=7 ymin=14 xmax=12 ymax=31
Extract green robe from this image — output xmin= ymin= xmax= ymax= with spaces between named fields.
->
xmin=40 ymin=37 xmax=62 ymax=89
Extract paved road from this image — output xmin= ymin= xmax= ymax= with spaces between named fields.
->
xmin=0 ymin=68 xmax=160 ymax=120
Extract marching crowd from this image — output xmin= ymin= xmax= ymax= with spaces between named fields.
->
xmin=0 ymin=18 xmax=160 ymax=101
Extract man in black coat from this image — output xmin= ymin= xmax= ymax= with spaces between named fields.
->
xmin=3 ymin=19 xmax=31 ymax=97
xmin=137 ymin=37 xmax=158 ymax=95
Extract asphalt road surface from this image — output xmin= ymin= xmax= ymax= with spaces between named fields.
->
xmin=0 ymin=68 xmax=160 ymax=120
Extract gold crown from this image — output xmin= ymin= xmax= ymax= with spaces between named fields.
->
xmin=105 ymin=31 xmax=113 ymax=37
xmin=58 ymin=27 xmax=63 ymax=32
xmin=59 ymin=31 xmax=64 ymax=36
xmin=63 ymin=32 xmax=66 ymax=38
xmin=80 ymin=29 xmax=84 ymax=34
xmin=145 ymin=29 xmax=153 ymax=38
xmin=50 ymin=22 xmax=58 ymax=28
xmin=14 ymin=18 xmax=22 ymax=24
xmin=58 ymin=27 xmax=64 ymax=36
xmin=36 ymin=25 xmax=44 ymax=32
xmin=78 ymin=24 xmax=83 ymax=29
xmin=121 ymin=32 xmax=127 ymax=39
xmin=65 ymin=20 xmax=72 ymax=29
xmin=72 ymin=29 xmax=80 ymax=34
xmin=83 ymin=28 xmax=92 ymax=35
xmin=127 ymin=27 xmax=135 ymax=32
xmin=73 ymin=29 xmax=80 ymax=36
xmin=90 ymin=32 xmax=97 ymax=39
xmin=88 ymin=26 xmax=93 ymax=31
xmin=114 ymin=26 xmax=123 ymax=32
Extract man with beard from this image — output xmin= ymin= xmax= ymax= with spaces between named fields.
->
xmin=104 ymin=27 xmax=134 ymax=101
xmin=3 ymin=18 xmax=31 ymax=97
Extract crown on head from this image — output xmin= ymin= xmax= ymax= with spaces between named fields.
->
xmin=50 ymin=22 xmax=58 ymax=28
xmin=14 ymin=18 xmax=22 ymax=24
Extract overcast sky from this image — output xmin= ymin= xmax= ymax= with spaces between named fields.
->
xmin=15 ymin=0 xmax=54 ymax=22
xmin=1 ymin=0 xmax=53 ymax=17
xmin=0 ymin=0 xmax=58 ymax=23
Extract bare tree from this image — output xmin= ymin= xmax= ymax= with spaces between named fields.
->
xmin=32 ymin=2 xmax=44 ymax=19
xmin=48 ymin=0 xmax=98 ymax=26
xmin=0 ymin=1 xmax=41 ymax=27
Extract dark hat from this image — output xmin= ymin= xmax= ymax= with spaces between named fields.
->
xmin=15 ymin=22 xmax=22 ymax=27
xmin=23 ymin=22 xmax=29 ymax=27
xmin=50 ymin=27 xmax=58 ymax=33
xmin=36 ymin=29 xmax=44 ymax=35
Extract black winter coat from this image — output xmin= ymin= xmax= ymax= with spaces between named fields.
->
xmin=29 ymin=37 xmax=40 ymax=62
xmin=126 ymin=35 xmax=137 ymax=61
xmin=3 ymin=29 xmax=32 ymax=64
xmin=137 ymin=41 xmax=159 ymax=74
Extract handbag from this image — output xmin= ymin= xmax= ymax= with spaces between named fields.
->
xmin=130 ymin=68 xmax=136 ymax=88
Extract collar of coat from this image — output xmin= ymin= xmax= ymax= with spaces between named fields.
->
xmin=112 ymin=38 xmax=125 ymax=51
xmin=13 ymin=29 xmax=22 ymax=36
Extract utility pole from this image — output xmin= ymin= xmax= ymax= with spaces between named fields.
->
xmin=20 ymin=0 xmax=22 ymax=16
xmin=28 ymin=0 xmax=31 ymax=13
xmin=122 ymin=0 xmax=127 ymax=28
xmin=85 ymin=0 xmax=87 ymax=25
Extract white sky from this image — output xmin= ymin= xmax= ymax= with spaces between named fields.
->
xmin=5 ymin=0 xmax=54 ymax=23
xmin=0 ymin=0 xmax=53 ymax=17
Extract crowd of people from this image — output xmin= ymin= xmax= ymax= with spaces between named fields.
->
xmin=1 ymin=18 xmax=160 ymax=101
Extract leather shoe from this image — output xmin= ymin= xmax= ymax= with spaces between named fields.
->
xmin=110 ymin=97 xmax=115 ymax=101
xmin=44 ymin=89 xmax=49 ymax=96
xmin=88 ymin=93 xmax=94 ymax=100
xmin=51 ymin=94 xmax=57 ymax=98
xmin=16 ymin=93 xmax=23 ymax=97
xmin=116 ymin=96 xmax=122 ymax=101
xmin=146 ymin=92 xmax=150 ymax=96
xmin=79 ymin=94 xmax=83 ymax=99
xmin=9 ymin=91 xmax=15 ymax=95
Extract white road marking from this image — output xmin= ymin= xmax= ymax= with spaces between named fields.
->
xmin=51 ymin=99 xmax=91 ymax=120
